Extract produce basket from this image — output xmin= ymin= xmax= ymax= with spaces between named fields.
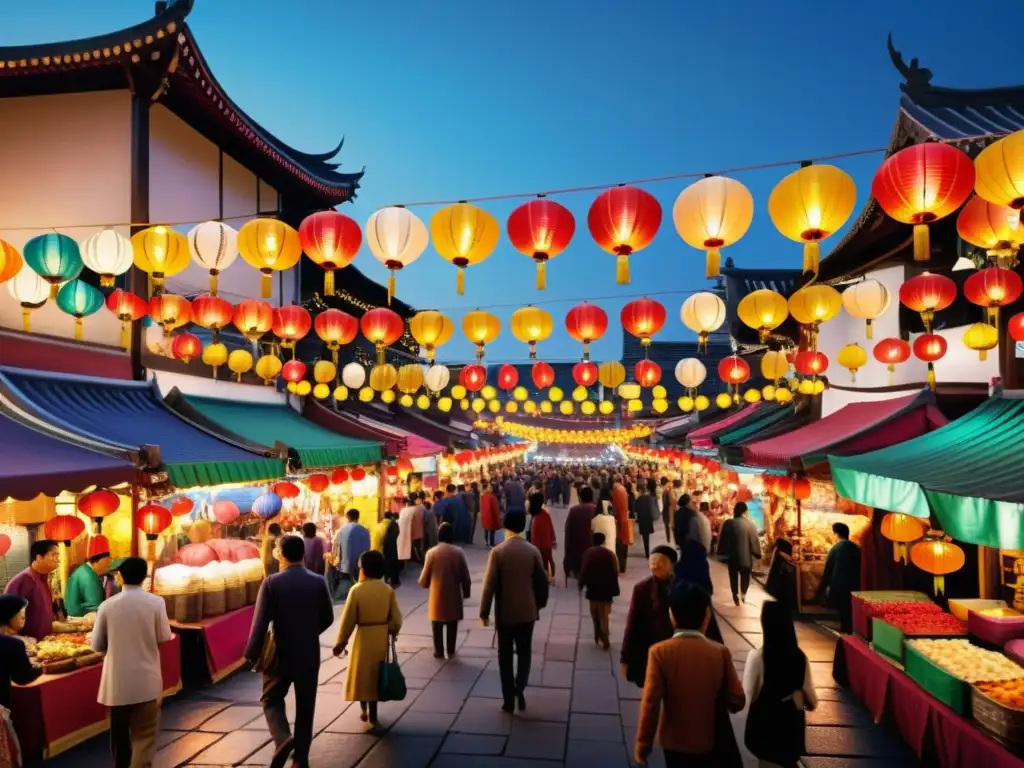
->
xmin=905 ymin=641 xmax=972 ymax=715
xmin=871 ymin=614 xmax=967 ymax=664
xmin=972 ymin=682 xmax=1024 ymax=746
xmin=851 ymin=591 xmax=931 ymax=641
xmin=969 ymin=608 xmax=1024 ymax=648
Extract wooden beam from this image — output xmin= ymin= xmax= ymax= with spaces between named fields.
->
xmin=128 ymin=88 xmax=150 ymax=382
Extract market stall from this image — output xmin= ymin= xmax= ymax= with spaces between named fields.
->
xmin=685 ymin=401 xmax=772 ymax=450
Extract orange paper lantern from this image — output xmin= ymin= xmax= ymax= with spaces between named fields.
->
xmin=880 ymin=512 xmax=927 ymax=563
xmin=910 ymin=537 xmax=965 ymax=595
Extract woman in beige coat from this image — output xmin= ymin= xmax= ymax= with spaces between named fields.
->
xmin=334 ymin=550 xmax=403 ymax=729
xmin=418 ymin=523 xmax=471 ymax=659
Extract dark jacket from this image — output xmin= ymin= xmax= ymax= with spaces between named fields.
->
xmin=0 ymin=634 xmax=41 ymax=708
xmin=620 ymin=575 xmax=674 ymax=686
xmin=382 ymin=518 xmax=400 ymax=570
xmin=563 ymin=502 xmax=596 ymax=577
xmin=245 ymin=565 xmax=334 ymax=678
xmin=480 ymin=535 xmax=547 ymax=626
xmin=633 ymin=495 xmax=659 ymax=535
xmin=578 ymin=546 xmax=620 ymax=603
xmin=819 ymin=539 xmax=861 ymax=598
xmin=719 ymin=516 xmax=762 ymax=570
xmin=674 ymin=539 xmax=714 ymax=595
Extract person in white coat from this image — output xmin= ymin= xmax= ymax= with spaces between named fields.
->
xmin=91 ymin=557 xmax=173 ymax=768
xmin=591 ymin=507 xmax=618 ymax=561
xmin=397 ymin=502 xmax=416 ymax=567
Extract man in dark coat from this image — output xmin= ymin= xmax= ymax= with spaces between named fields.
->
xmin=817 ymin=522 xmax=862 ymax=633
xmin=245 ymin=535 xmax=335 ymax=768
xmin=577 ymin=532 xmax=620 ymax=648
xmin=562 ymin=485 xmax=598 ymax=582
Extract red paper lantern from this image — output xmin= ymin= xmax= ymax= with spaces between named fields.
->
xmin=274 ymin=481 xmax=301 ymax=498
xmin=899 ymin=272 xmax=958 ymax=332
xmin=1010 ymin=312 xmax=1024 ymax=342
xmin=314 ymin=308 xmax=359 ymax=364
xmin=43 ymin=514 xmax=85 ymax=544
xmin=718 ymin=355 xmax=751 ymax=386
xmin=507 ymin=198 xmax=576 ymax=290
xmin=621 ymin=298 xmax=667 ymax=346
xmin=272 ymin=305 xmax=312 ymax=349
xmin=149 ymin=293 xmax=192 ymax=336
xmin=396 ymin=452 xmax=414 ymax=475
xmin=587 ymin=186 xmax=662 ymax=284
xmin=105 ymin=289 xmax=148 ymax=349
xmin=705 ymin=459 xmax=721 ymax=474
xmin=871 ymin=143 xmax=975 ymax=262
xmin=386 ymin=466 xmax=398 ymax=479
xmin=497 ymin=364 xmax=519 ymax=391
xmin=212 ymin=500 xmax=240 ymax=525
xmin=532 ymin=361 xmax=555 ymax=389
xmin=565 ymin=303 xmax=609 ymax=359
xmin=361 ymin=307 xmax=405 ymax=364
xmin=305 ymin=474 xmax=330 ymax=493
xmin=281 ymin=359 xmax=307 ymax=383
xmin=298 ymin=210 xmax=361 ymax=296
xmin=170 ymin=497 xmax=195 ymax=517
xmin=460 ymin=364 xmax=487 ymax=392
xmin=793 ymin=478 xmax=812 ymax=501
xmin=572 ymin=361 xmax=598 ymax=387
xmin=794 ymin=350 xmax=829 ymax=376
xmin=137 ymin=503 xmax=172 ymax=536
xmin=170 ymin=332 xmax=202 ymax=363
xmin=190 ymin=293 xmax=234 ymax=333
xmin=964 ymin=266 xmax=1023 ymax=326
xmin=77 ymin=489 xmax=120 ymax=520
xmin=774 ymin=476 xmax=793 ymax=496
xmin=873 ymin=337 xmax=912 ymax=384
xmin=351 ymin=467 xmax=367 ymax=482
xmin=233 ymin=299 xmax=274 ymax=341
xmin=330 ymin=469 xmax=349 ymax=485
xmin=635 ymin=359 xmax=662 ymax=388
xmin=0 ymin=535 xmax=11 ymax=557
xmin=913 ymin=333 xmax=948 ymax=389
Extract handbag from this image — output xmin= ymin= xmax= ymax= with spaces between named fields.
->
xmin=253 ymin=629 xmax=277 ymax=674
xmin=377 ymin=636 xmax=407 ymax=702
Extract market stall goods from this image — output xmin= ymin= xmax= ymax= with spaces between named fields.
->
xmin=851 ymin=591 xmax=933 ymax=640
xmin=908 ymin=639 xmax=1024 ymax=684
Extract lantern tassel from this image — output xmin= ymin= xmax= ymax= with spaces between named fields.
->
xmin=913 ymin=224 xmax=930 ymax=262
xmin=121 ymin=321 xmax=131 ymax=350
xmin=324 ymin=270 xmax=335 ymax=297
xmin=927 ymin=363 xmax=936 ymax=390
xmin=706 ymin=249 xmax=721 ymax=278
xmin=49 ymin=283 xmax=58 ymax=300
xmin=980 ymin=349 xmax=988 ymax=361
xmin=537 ymin=262 xmax=547 ymax=291
xmin=866 ymin=319 xmax=873 ymax=340
xmin=388 ymin=273 xmax=395 ymax=306
xmin=456 ymin=267 xmax=465 ymax=296
xmin=260 ymin=272 xmax=272 ymax=299
xmin=894 ymin=542 xmax=908 ymax=563
xmin=209 ymin=272 xmax=218 ymax=295
xmin=888 ymin=363 xmax=895 ymax=386
xmin=934 ymin=575 xmax=945 ymax=595
xmin=74 ymin=318 xmax=84 ymax=341
xmin=803 ymin=242 xmax=820 ymax=275
xmin=616 ymin=254 xmax=630 ymax=285
xmin=22 ymin=309 xmax=31 ymax=333
xmin=100 ymin=274 xmax=114 ymax=288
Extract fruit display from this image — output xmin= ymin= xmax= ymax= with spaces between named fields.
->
xmin=907 ymin=639 xmax=1024 ymax=683
xmin=879 ymin=609 xmax=966 ymax=636
xmin=866 ymin=600 xmax=941 ymax=620
xmin=32 ymin=636 xmax=95 ymax=662
xmin=975 ymin=680 xmax=1024 ymax=709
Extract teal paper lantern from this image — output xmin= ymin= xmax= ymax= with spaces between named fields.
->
xmin=56 ymin=279 xmax=103 ymax=340
xmin=24 ymin=233 xmax=82 ymax=299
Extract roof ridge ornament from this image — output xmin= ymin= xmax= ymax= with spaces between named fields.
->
xmin=887 ymin=33 xmax=933 ymax=95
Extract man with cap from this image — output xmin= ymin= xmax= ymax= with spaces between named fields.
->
xmin=91 ymin=556 xmax=173 ymax=768
xmin=65 ymin=535 xmax=112 ymax=617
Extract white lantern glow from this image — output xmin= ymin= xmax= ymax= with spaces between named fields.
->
xmin=841 ymin=278 xmax=891 ymax=339
xmin=188 ymin=221 xmax=239 ymax=295
xmin=675 ymin=358 xmax=707 ymax=389
xmin=81 ymin=229 xmax=132 ymax=287
xmin=680 ymin=292 xmax=726 ymax=349
xmin=341 ymin=362 xmax=367 ymax=390
xmin=366 ymin=206 xmax=429 ymax=304
xmin=424 ymin=364 xmax=451 ymax=393
xmin=8 ymin=267 xmax=49 ymax=332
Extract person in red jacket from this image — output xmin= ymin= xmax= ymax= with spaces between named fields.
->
xmin=528 ymin=493 xmax=556 ymax=584
xmin=480 ymin=483 xmax=503 ymax=549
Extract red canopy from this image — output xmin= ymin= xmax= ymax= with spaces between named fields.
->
xmin=686 ymin=403 xmax=764 ymax=449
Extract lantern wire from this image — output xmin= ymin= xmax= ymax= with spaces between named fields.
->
xmin=3 ymin=137 xmax=1000 ymax=232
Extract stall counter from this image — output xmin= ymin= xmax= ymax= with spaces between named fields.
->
xmin=170 ymin=603 xmax=255 ymax=683
xmin=11 ymin=633 xmax=181 ymax=759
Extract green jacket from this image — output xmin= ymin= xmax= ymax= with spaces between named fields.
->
xmin=65 ymin=563 xmax=105 ymax=617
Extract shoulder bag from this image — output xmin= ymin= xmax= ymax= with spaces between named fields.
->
xmin=377 ymin=635 xmax=407 ymax=702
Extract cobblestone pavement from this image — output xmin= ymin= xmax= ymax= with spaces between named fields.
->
xmin=39 ymin=505 xmax=914 ymax=767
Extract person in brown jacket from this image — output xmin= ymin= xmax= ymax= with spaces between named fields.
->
xmin=577 ymin=532 xmax=620 ymax=648
xmin=479 ymin=509 xmax=548 ymax=713
xmin=418 ymin=523 xmax=471 ymax=659
xmin=611 ymin=476 xmax=631 ymax=573
xmin=635 ymin=582 xmax=745 ymax=767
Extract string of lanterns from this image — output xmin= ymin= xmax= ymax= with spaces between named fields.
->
xmin=479 ymin=418 xmax=653 ymax=445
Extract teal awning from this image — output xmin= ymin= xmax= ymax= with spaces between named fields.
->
xmin=830 ymin=393 xmax=1024 ymax=550
xmin=179 ymin=395 xmax=382 ymax=470
xmin=717 ymin=404 xmax=796 ymax=447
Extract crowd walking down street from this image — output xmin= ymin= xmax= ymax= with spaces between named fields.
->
xmin=37 ymin=467 xmax=914 ymax=768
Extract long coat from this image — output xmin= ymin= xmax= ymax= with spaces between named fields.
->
xmin=481 ymin=491 xmax=502 ymax=532
xmin=633 ymin=495 xmax=658 ymax=536
xmin=480 ymin=535 xmax=546 ymax=626
xmin=336 ymin=578 xmax=403 ymax=702
xmin=719 ymin=516 xmax=762 ymax=570
xmin=418 ymin=542 xmax=471 ymax=622
xmin=620 ymin=575 xmax=674 ymax=687
xmin=397 ymin=506 xmax=416 ymax=561
xmin=563 ymin=502 xmax=596 ymax=578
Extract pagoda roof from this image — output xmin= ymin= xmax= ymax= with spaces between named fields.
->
xmin=0 ymin=1 xmax=362 ymax=207
xmin=818 ymin=35 xmax=1024 ymax=281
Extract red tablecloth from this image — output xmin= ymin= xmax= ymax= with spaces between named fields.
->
xmin=11 ymin=634 xmax=181 ymax=759
xmin=170 ymin=604 xmax=255 ymax=682
xmin=839 ymin=635 xmax=1024 ymax=768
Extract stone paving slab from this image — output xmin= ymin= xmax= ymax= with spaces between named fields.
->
xmin=505 ymin=719 xmax=568 ymax=760
xmin=441 ymin=733 xmax=509 ymax=754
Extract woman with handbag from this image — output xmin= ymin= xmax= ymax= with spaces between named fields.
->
xmin=334 ymin=550 xmax=404 ymax=731
xmin=742 ymin=601 xmax=817 ymax=767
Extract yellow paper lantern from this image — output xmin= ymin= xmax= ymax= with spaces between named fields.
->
xmin=540 ymin=401 xmax=553 ymax=413
xmin=437 ymin=396 xmax=453 ymax=413
xmin=677 ymin=395 xmax=694 ymax=412
xmin=525 ymin=400 xmax=539 ymax=414
xmin=460 ymin=398 xmax=471 ymax=410
xmin=237 ymin=218 xmax=302 ymax=298
xmin=380 ymin=389 xmax=397 ymax=404
xmin=837 ymin=343 xmax=868 ymax=382
xmin=451 ymin=384 xmax=467 ymax=400
xmin=715 ymin=392 xmax=733 ymax=409
xmin=618 ymin=382 xmax=641 ymax=400
xmin=880 ymin=512 xmax=927 ymax=563
xmin=652 ymin=398 xmax=668 ymax=414
xmin=842 ymin=279 xmax=891 ymax=339
xmin=673 ymin=176 xmax=754 ymax=277
xmin=513 ymin=385 xmax=529 ymax=402
xmin=416 ymin=394 xmax=431 ymax=409
xmin=314 ymin=360 xmax=337 ymax=384
xmin=625 ymin=399 xmax=641 ymax=413
xmin=431 ymin=202 xmax=500 ymax=295
xmin=762 ymin=384 xmax=777 ymax=401
xmin=506 ymin=401 xmax=519 ymax=413
xmin=788 ymin=285 xmax=842 ymax=345
xmin=559 ymin=401 xmax=574 ymax=415
xmin=798 ymin=379 xmax=815 ymax=395
xmin=775 ymin=387 xmax=793 ymax=404
xmin=397 ymin=363 xmax=425 ymax=393
xmin=652 ymin=384 xmax=667 ymax=399
xmin=370 ymin=363 xmax=398 ymax=392
xmin=598 ymin=400 xmax=615 ymax=415
xmin=598 ymin=360 xmax=626 ymax=389
xmin=813 ymin=378 xmax=826 ymax=395
xmin=462 ymin=309 xmax=501 ymax=360
xmin=581 ymin=401 xmax=596 ymax=415
xmin=510 ymin=306 xmax=554 ymax=358
xmin=963 ymin=322 xmax=999 ymax=361
xmin=296 ymin=380 xmax=312 ymax=397
xmin=695 ymin=394 xmax=710 ymax=411
xmin=768 ymin=164 xmax=857 ymax=274
xmin=472 ymin=398 xmax=486 ymax=413
xmin=743 ymin=388 xmax=761 ymax=403
xmin=680 ymin=292 xmax=727 ymax=350
xmin=334 ymin=385 xmax=349 ymax=401
xmin=488 ymin=399 xmax=501 ymax=413
xmin=254 ymin=354 xmax=282 ymax=384
xmin=974 ymin=129 xmax=1024 ymax=210
xmin=286 ymin=381 xmax=298 ymax=394
xmin=760 ymin=350 xmax=789 ymax=382
xmin=227 ymin=349 xmax=253 ymax=382
xmin=358 ymin=386 xmax=374 ymax=402
xmin=480 ymin=385 xmax=497 ymax=401
xmin=131 ymin=225 xmax=190 ymax=293
xmin=314 ymin=383 xmax=331 ymax=400
xmin=549 ymin=386 xmax=564 ymax=402
xmin=409 ymin=310 xmax=454 ymax=361
xmin=398 ymin=393 xmax=414 ymax=407
xmin=572 ymin=386 xmax=588 ymax=402
xmin=202 ymin=342 xmax=228 ymax=374
xmin=737 ymin=289 xmax=789 ymax=342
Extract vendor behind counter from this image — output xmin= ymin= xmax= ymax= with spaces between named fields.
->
xmin=3 ymin=540 xmax=61 ymax=641
xmin=65 ymin=537 xmax=113 ymax=618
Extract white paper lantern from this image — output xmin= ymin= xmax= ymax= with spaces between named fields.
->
xmin=81 ymin=229 xmax=132 ymax=287
xmin=424 ymin=364 xmax=451 ymax=393
xmin=8 ymin=267 xmax=49 ymax=331
xmin=365 ymin=207 xmax=429 ymax=304
xmin=188 ymin=221 xmax=239 ymax=295
xmin=680 ymin=292 xmax=726 ymax=347
xmin=841 ymin=278 xmax=891 ymax=339
xmin=341 ymin=362 xmax=366 ymax=389
xmin=675 ymin=358 xmax=707 ymax=389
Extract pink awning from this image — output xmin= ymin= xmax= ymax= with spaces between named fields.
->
xmin=348 ymin=413 xmax=445 ymax=458
xmin=687 ymin=403 xmax=763 ymax=449
xmin=742 ymin=391 xmax=947 ymax=470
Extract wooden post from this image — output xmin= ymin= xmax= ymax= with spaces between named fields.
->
xmin=128 ymin=88 xmax=151 ymax=382
xmin=130 ymin=484 xmax=141 ymax=559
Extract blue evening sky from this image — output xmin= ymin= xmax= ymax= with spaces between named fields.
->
xmin=1 ymin=1 xmax=1015 ymax=364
